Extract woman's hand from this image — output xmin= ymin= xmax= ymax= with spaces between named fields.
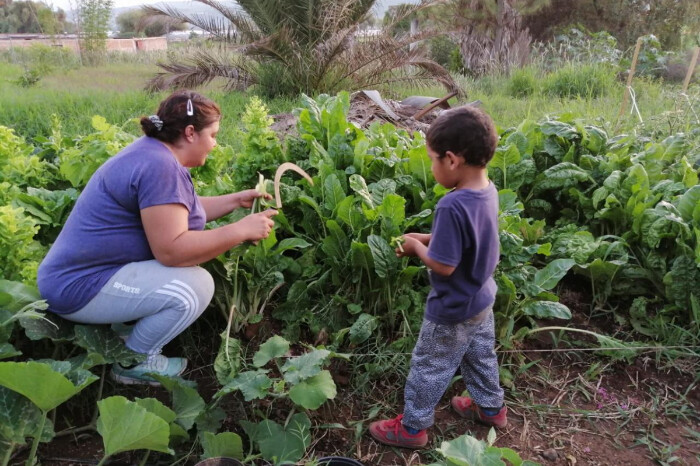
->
xmin=236 ymin=209 xmax=278 ymax=242
xmin=235 ymin=189 xmax=271 ymax=209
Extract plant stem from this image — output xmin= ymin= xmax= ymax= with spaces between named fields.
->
xmin=139 ymin=450 xmax=150 ymax=466
xmin=26 ymin=410 xmax=47 ymax=466
xmin=96 ymin=456 xmax=109 ymax=466
xmin=2 ymin=445 xmax=13 ymax=466
xmin=91 ymin=364 xmax=107 ymax=424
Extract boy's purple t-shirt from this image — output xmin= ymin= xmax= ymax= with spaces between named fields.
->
xmin=425 ymin=183 xmax=500 ymax=324
xmin=37 ymin=137 xmax=206 ymax=314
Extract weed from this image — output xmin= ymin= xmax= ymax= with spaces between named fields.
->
xmin=508 ymin=67 xmax=539 ymax=97
xmin=542 ymin=63 xmax=617 ymax=99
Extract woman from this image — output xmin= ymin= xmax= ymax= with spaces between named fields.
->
xmin=38 ymin=90 xmax=277 ymax=385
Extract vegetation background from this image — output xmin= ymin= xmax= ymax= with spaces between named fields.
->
xmin=0 ymin=0 xmax=698 ymax=464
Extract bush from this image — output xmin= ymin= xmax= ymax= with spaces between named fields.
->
xmin=428 ymin=35 xmax=459 ymax=68
xmin=542 ymin=63 xmax=616 ymax=99
xmin=507 ymin=67 xmax=539 ymax=97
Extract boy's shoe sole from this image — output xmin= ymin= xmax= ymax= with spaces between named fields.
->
xmin=451 ymin=396 xmax=508 ymax=428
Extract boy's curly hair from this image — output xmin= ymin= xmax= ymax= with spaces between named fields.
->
xmin=426 ymin=106 xmax=498 ymax=167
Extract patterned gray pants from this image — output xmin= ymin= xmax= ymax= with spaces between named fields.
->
xmin=402 ymin=308 xmax=504 ymax=431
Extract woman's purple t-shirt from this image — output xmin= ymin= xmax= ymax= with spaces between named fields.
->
xmin=425 ymin=183 xmax=500 ymax=324
xmin=37 ymin=137 xmax=206 ymax=314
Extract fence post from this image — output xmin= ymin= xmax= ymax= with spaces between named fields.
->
xmin=615 ymin=37 xmax=643 ymax=128
xmin=682 ymin=47 xmax=700 ymax=94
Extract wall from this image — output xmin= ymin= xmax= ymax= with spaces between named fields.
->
xmin=0 ymin=35 xmax=167 ymax=53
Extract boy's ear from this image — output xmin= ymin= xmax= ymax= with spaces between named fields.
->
xmin=445 ymin=150 xmax=461 ymax=169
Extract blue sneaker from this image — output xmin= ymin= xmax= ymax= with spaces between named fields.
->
xmin=110 ymin=354 xmax=187 ymax=386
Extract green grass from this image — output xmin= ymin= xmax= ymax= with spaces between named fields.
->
xmin=0 ymin=61 xmax=298 ymax=146
xmin=0 ymin=54 xmax=697 ymax=145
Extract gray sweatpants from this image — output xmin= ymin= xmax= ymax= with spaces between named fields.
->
xmin=65 ymin=260 xmax=214 ymax=356
xmin=402 ymin=308 xmax=504 ymax=431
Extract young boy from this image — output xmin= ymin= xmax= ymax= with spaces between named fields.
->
xmin=369 ymin=106 xmax=506 ymax=448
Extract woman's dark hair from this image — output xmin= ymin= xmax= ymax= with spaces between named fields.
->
xmin=426 ymin=106 xmax=498 ymax=167
xmin=140 ymin=90 xmax=221 ymax=143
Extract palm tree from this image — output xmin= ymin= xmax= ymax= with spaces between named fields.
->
xmin=142 ymin=0 xmax=460 ymax=97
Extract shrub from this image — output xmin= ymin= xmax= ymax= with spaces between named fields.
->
xmin=542 ymin=63 xmax=616 ymax=99
xmin=428 ymin=35 xmax=459 ymax=68
xmin=507 ymin=67 xmax=539 ymax=97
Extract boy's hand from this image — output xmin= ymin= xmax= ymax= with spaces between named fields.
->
xmin=404 ymin=232 xmax=430 ymax=246
xmin=396 ymin=235 xmax=422 ymax=257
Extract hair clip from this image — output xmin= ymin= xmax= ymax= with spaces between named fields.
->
xmin=148 ymin=115 xmax=164 ymax=131
xmin=186 ymin=98 xmax=194 ymax=116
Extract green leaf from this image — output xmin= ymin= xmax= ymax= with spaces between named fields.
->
xmin=336 ymin=196 xmax=365 ymax=231
xmin=282 ymin=348 xmax=332 ymax=385
xmin=348 ymin=313 xmax=378 ymax=344
xmin=97 ymin=396 xmax=172 ymax=456
xmin=0 ymin=342 xmax=20 ymax=360
xmin=678 ymin=185 xmax=700 ymax=223
xmin=377 ymin=194 xmax=406 ymax=231
xmin=367 ymin=234 xmax=397 ymax=278
xmin=73 ymin=325 xmax=144 ymax=366
xmin=407 ymin=146 xmax=431 ymax=188
xmin=0 ymin=361 xmax=96 ymax=412
xmin=218 ymin=370 xmax=272 ymax=401
xmin=370 ymin=178 xmax=397 ymax=206
xmin=0 ymin=280 xmax=41 ymax=312
xmin=490 ymin=144 xmax=521 ymax=173
xmin=437 ymin=433 xmax=488 ymax=465
xmin=322 ymin=219 xmax=349 ymax=263
xmin=540 ymin=120 xmax=578 ymax=140
xmin=253 ymin=335 xmax=290 ymax=368
xmin=521 ymin=301 xmax=572 ymax=320
xmin=349 ymin=174 xmax=373 ymax=208
xmin=323 ymin=174 xmax=346 ymax=212
xmin=19 ymin=312 xmax=74 ymax=342
xmin=0 ymin=386 xmax=54 ymax=446
xmin=534 ymin=259 xmax=576 ymax=290
xmin=149 ymin=375 xmax=206 ymax=432
xmin=200 ymin=431 xmax=244 ymax=460
xmin=214 ymin=332 xmax=242 ymax=385
xmin=289 ymin=370 xmax=336 ymax=409
xmin=194 ymin=404 xmax=226 ymax=434
xmin=256 ymin=413 xmax=311 ymax=464
xmin=350 ymin=241 xmax=374 ymax=273
xmin=276 ymin=238 xmax=312 ymax=254
xmin=134 ymin=398 xmax=176 ymax=425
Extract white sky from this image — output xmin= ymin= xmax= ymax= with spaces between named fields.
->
xmin=46 ymin=0 xmax=179 ymax=12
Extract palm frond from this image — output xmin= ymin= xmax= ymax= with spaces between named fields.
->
xmin=326 ymin=28 xmax=461 ymax=95
xmin=146 ymin=48 xmax=257 ymax=92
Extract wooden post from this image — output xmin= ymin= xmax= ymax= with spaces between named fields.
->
xmin=616 ymin=37 xmax=643 ymax=127
xmin=682 ymin=47 xmax=700 ymax=94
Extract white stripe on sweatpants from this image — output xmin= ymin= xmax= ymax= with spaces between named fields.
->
xmin=152 ymin=282 xmax=197 ymax=355
xmin=171 ymin=279 xmax=200 ymax=311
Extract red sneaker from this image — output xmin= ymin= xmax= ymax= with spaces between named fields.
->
xmin=451 ymin=396 xmax=508 ymax=428
xmin=369 ymin=414 xmax=428 ymax=449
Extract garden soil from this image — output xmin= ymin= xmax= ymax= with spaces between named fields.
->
xmin=15 ymin=283 xmax=700 ymax=466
